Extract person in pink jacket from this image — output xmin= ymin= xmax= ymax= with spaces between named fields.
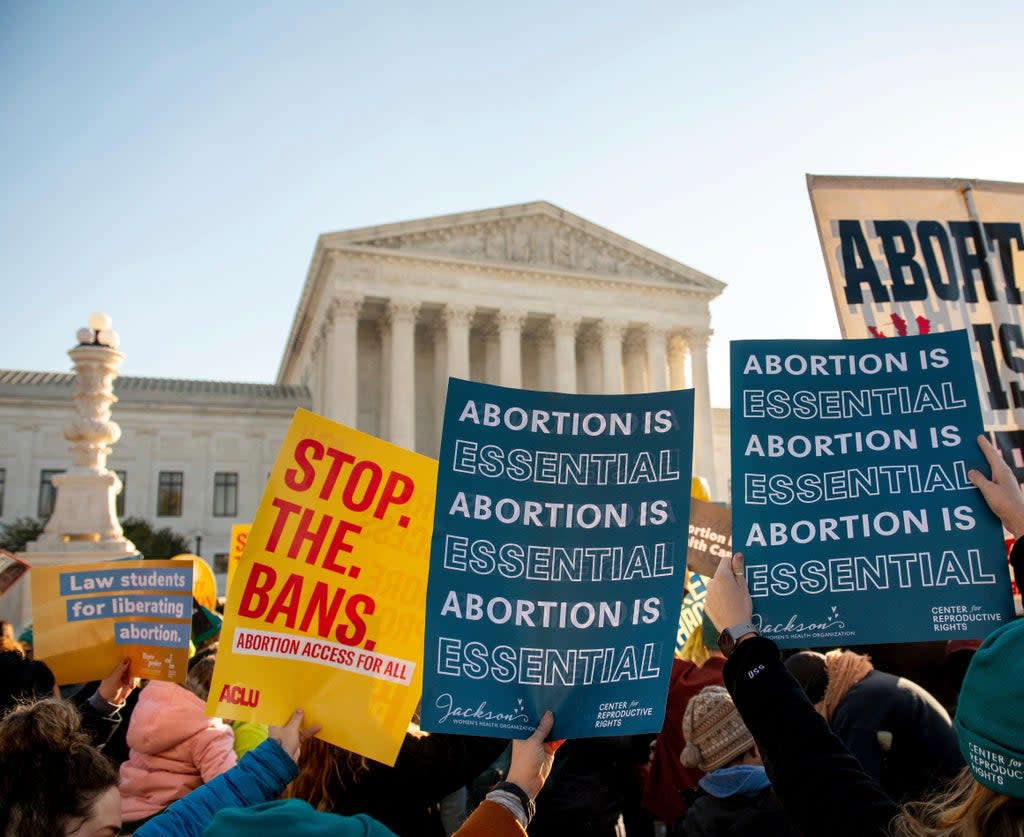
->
xmin=119 ymin=654 xmax=237 ymax=825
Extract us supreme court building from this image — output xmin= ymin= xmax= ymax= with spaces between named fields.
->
xmin=0 ymin=202 xmax=728 ymax=569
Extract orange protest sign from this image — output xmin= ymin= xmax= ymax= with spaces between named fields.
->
xmin=32 ymin=559 xmax=193 ymax=684
xmin=225 ymin=523 xmax=251 ymax=603
xmin=209 ymin=409 xmax=436 ymax=765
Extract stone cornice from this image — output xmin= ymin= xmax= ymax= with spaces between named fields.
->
xmin=319 ymin=201 xmax=724 ymax=291
xmin=331 ymin=245 xmax=719 ymax=302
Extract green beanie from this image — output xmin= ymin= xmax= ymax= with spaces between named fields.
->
xmin=204 ymin=799 xmax=397 ymax=837
xmin=954 ymin=618 xmax=1024 ymax=798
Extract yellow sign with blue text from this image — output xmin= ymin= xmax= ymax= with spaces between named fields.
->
xmin=32 ymin=559 xmax=193 ymax=685
xmin=209 ymin=409 xmax=436 ymax=766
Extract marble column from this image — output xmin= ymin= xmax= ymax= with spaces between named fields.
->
xmin=688 ymin=329 xmax=717 ymax=498
xmin=483 ymin=323 xmax=500 ymax=385
xmin=668 ymin=334 xmax=690 ymax=390
xmin=577 ymin=328 xmax=599 ymax=394
xmin=623 ymin=330 xmax=647 ymax=394
xmin=432 ymin=319 xmax=448 ymax=449
xmin=445 ymin=304 xmax=474 ymax=382
xmin=497 ymin=310 xmax=526 ymax=389
xmin=552 ymin=315 xmax=580 ymax=393
xmin=645 ymin=325 xmax=669 ymax=392
xmin=536 ymin=324 xmax=555 ymax=391
xmin=598 ymin=319 xmax=626 ymax=394
xmin=328 ymin=295 xmax=362 ymax=427
xmin=309 ymin=331 xmax=324 ymax=415
xmin=388 ymin=299 xmax=420 ymax=450
xmin=376 ymin=319 xmax=391 ymax=441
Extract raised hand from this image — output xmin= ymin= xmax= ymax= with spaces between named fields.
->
xmin=506 ymin=710 xmax=562 ymax=800
xmin=268 ymin=708 xmax=322 ymax=763
xmin=969 ymin=435 xmax=1024 ymax=539
xmin=97 ymin=657 xmax=138 ymax=705
xmin=705 ymin=551 xmax=753 ymax=631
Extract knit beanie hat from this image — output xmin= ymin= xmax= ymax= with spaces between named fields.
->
xmin=680 ymin=685 xmax=754 ymax=772
xmin=205 ymin=799 xmax=397 ymax=837
xmin=954 ymin=618 xmax=1024 ymax=798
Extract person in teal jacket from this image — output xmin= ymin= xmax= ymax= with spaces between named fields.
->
xmin=0 ymin=700 xmax=321 ymax=837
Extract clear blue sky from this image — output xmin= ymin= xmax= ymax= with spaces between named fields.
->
xmin=4 ymin=1 xmax=1024 ymax=407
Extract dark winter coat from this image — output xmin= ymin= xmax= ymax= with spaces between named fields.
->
xmin=322 ymin=730 xmax=507 ymax=837
xmin=829 ymin=668 xmax=964 ymax=801
xmin=678 ymin=783 xmax=794 ymax=837
xmin=725 ymin=637 xmax=899 ymax=837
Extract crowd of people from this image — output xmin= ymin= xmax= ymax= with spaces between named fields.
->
xmin=1 ymin=434 xmax=1023 ymax=836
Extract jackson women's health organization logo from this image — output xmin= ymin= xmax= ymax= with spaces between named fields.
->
xmin=754 ymin=604 xmax=853 ymax=642
xmin=434 ymin=693 xmax=531 ymax=731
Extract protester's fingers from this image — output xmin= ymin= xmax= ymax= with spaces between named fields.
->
xmin=300 ymin=723 xmax=322 ymax=742
xmin=968 ymin=466 xmax=993 ymax=491
xmin=106 ymin=657 xmax=129 ymax=678
xmin=119 ymin=657 xmax=135 ymax=684
xmin=975 ymin=434 xmax=1005 ymax=478
xmin=530 ymin=710 xmax=555 ymax=743
xmin=731 ymin=552 xmax=746 ymax=581
xmin=713 ymin=554 xmax=733 ymax=581
xmin=283 ymin=708 xmax=304 ymax=731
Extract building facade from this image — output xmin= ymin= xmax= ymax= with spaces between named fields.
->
xmin=0 ymin=202 xmax=728 ymax=592
xmin=278 ymin=202 xmax=726 ymax=497
xmin=0 ymin=372 xmax=310 ymax=574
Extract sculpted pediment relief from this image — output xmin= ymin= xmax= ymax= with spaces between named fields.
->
xmin=340 ymin=212 xmax=714 ymax=290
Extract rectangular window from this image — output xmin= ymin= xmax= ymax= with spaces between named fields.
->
xmin=213 ymin=552 xmax=229 ymax=574
xmin=0 ymin=468 xmax=5 ymax=517
xmin=157 ymin=471 xmax=184 ymax=517
xmin=115 ymin=470 xmax=127 ymax=518
xmin=212 ymin=472 xmax=238 ymax=517
xmin=38 ymin=469 xmax=64 ymax=519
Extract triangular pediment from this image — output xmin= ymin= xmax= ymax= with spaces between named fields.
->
xmin=321 ymin=202 xmax=723 ymax=293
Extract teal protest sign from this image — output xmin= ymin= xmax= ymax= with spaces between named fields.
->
xmin=421 ymin=379 xmax=694 ymax=739
xmin=731 ymin=331 xmax=1014 ymax=647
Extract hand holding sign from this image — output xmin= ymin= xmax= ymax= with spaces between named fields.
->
xmin=969 ymin=435 xmax=1024 ymax=540
xmin=507 ymin=710 xmax=561 ymax=801
xmin=96 ymin=657 xmax=138 ymax=705
xmin=704 ymin=553 xmax=753 ymax=634
xmin=268 ymin=708 xmax=322 ymax=763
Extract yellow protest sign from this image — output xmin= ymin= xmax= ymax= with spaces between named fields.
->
xmin=209 ymin=409 xmax=436 ymax=766
xmin=32 ymin=559 xmax=193 ymax=684
xmin=171 ymin=553 xmax=218 ymax=610
xmin=225 ymin=523 xmax=251 ymax=602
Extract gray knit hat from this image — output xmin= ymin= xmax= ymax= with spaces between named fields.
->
xmin=680 ymin=685 xmax=754 ymax=772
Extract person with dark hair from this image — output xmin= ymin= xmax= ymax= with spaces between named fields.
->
xmin=283 ymin=725 xmax=508 ymax=836
xmin=0 ymin=697 xmax=120 ymax=836
xmin=704 ymin=435 xmax=1024 ymax=837
xmin=783 ymin=646 xmax=963 ymax=802
xmin=0 ymin=647 xmax=55 ymax=714
xmin=0 ymin=651 xmax=136 ymax=749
